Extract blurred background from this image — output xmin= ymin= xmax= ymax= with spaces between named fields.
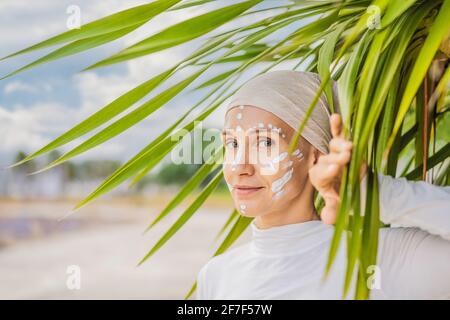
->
xmin=0 ymin=0 xmax=293 ymax=299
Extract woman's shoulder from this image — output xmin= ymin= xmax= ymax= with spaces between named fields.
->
xmin=199 ymin=243 xmax=251 ymax=276
xmin=196 ymin=243 xmax=251 ymax=299
xmin=208 ymin=242 xmax=251 ymax=265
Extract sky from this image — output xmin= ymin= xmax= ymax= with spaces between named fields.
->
xmin=0 ymin=0 xmax=302 ymax=167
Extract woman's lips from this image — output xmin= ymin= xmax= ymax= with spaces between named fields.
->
xmin=233 ymin=185 xmax=265 ymax=196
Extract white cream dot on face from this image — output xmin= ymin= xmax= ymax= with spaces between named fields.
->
xmin=282 ymin=134 xmax=286 ymax=138
xmin=258 ymin=123 xmax=264 ymax=128
xmin=271 ymin=127 xmax=282 ymax=135
xmin=236 ymin=113 xmax=242 ymax=120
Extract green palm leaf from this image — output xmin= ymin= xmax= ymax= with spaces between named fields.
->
xmin=85 ymin=0 xmax=263 ymax=69
xmin=143 ymin=147 xmax=223 ymax=232
xmin=0 ymin=0 xmax=182 ymax=61
xmin=384 ymin=0 xmax=450 ymax=160
xmin=137 ymin=169 xmax=223 ymax=266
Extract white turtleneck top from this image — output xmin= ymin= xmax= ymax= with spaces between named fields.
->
xmin=196 ymin=173 xmax=450 ymax=299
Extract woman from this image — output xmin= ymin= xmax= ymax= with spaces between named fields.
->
xmin=196 ymin=70 xmax=450 ymax=299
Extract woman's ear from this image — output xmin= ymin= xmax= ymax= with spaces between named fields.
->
xmin=312 ymin=148 xmax=322 ymax=165
xmin=301 ymin=139 xmax=322 ymax=168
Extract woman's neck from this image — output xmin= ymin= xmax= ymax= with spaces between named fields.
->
xmin=254 ymin=183 xmax=320 ymax=229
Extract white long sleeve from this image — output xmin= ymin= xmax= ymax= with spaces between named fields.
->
xmin=361 ymin=173 xmax=450 ymax=299
xmin=364 ymin=173 xmax=450 ymax=240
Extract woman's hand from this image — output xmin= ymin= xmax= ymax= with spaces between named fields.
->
xmin=308 ymin=113 xmax=367 ymax=224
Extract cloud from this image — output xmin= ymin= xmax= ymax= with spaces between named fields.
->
xmin=0 ymin=102 xmax=76 ymax=164
xmin=4 ymin=81 xmax=36 ymax=94
xmin=4 ymin=80 xmax=52 ymax=95
xmin=0 ymin=0 xmax=149 ymax=54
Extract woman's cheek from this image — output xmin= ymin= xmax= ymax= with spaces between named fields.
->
xmin=222 ymin=164 xmax=233 ymax=189
xmin=260 ymin=150 xmax=301 ymax=200
xmin=270 ymin=163 xmax=294 ymax=200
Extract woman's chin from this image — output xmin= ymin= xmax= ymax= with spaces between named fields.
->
xmin=232 ymin=200 xmax=265 ymax=217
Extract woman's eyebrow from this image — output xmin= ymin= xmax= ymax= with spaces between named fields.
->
xmin=221 ymin=129 xmax=234 ymax=136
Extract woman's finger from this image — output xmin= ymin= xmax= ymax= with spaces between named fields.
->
xmin=311 ymin=162 xmax=340 ymax=188
xmin=330 ymin=113 xmax=343 ymax=138
xmin=320 ymin=199 xmax=339 ymax=225
xmin=329 ymin=137 xmax=353 ymax=153
xmin=309 ymin=162 xmax=336 ymax=186
xmin=327 ymin=163 xmax=340 ymax=177
xmin=319 ymin=151 xmax=352 ymax=166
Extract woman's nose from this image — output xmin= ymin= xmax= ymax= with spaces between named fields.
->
xmin=231 ymin=145 xmax=255 ymax=176
xmin=233 ymin=162 xmax=255 ymax=176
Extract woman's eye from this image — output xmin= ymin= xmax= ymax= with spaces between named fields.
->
xmin=225 ymin=139 xmax=238 ymax=149
xmin=258 ymin=138 xmax=272 ymax=148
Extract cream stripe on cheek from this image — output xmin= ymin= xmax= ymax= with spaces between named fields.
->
xmin=272 ymin=151 xmax=288 ymax=163
xmin=271 ymin=167 xmax=294 ymax=199
xmin=292 ymin=148 xmax=304 ymax=159
xmin=273 ymin=189 xmax=285 ymax=199
xmin=260 ymin=150 xmax=289 ymax=174
xmin=271 ymin=150 xmax=303 ymax=199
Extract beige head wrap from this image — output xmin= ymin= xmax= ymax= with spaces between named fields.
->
xmin=225 ymin=70 xmax=340 ymax=154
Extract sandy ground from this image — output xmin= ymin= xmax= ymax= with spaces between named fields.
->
xmin=0 ymin=198 xmax=251 ymax=299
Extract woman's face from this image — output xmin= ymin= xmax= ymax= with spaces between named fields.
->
xmin=222 ymin=105 xmax=315 ymax=217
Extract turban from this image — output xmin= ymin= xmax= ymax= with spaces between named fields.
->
xmin=225 ymin=70 xmax=340 ymax=154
